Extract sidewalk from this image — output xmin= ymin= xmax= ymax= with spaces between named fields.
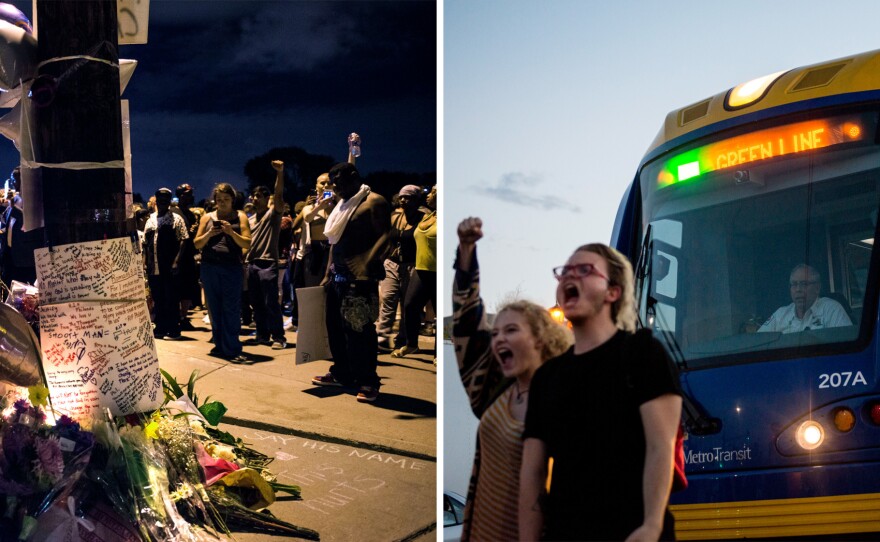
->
xmin=155 ymin=309 xmax=437 ymax=460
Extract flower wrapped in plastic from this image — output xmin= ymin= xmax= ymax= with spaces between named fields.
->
xmin=0 ymin=390 xmax=94 ymax=541
xmin=4 ymin=280 xmax=38 ymax=334
xmin=83 ymin=410 xmax=213 ymax=542
xmin=0 ymin=300 xmax=44 ymax=389
xmin=160 ymin=370 xmax=319 ymax=539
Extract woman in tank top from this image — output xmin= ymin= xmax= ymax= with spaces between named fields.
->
xmin=194 ymin=183 xmax=251 ymax=362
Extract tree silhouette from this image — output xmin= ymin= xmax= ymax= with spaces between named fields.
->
xmin=243 ymin=147 xmax=336 ymax=205
xmin=363 ymin=170 xmax=436 ymax=203
xmin=243 ymin=147 xmax=436 ymax=207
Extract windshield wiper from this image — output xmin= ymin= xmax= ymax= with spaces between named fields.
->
xmin=636 ymin=225 xmax=721 ymax=436
xmin=647 ymin=296 xmax=721 ymax=436
xmin=634 ymin=224 xmax=652 ymax=329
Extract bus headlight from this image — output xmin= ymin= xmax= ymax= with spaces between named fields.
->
xmin=796 ymin=420 xmax=825 ymax=450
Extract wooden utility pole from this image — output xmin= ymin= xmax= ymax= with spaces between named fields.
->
xmin=33 ymin=0 xmax=126 ymax=246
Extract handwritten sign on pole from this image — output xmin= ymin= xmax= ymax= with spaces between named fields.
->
xmin=35 ymin=237 xmax=161 ymax=420
xmin=118 ymin=0 xmax=150 ymax=45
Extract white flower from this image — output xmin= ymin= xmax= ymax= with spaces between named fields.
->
xmin=189 ymin=421 xmax=207 ymax=436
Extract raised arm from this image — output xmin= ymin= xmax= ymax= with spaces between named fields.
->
xmin=456 ymin=216 xmax=481 ymax=274
xmin=271 ymin=160 xmax=285 ymax=209
xmin=453 ymin=217 xmax=506 ymax=417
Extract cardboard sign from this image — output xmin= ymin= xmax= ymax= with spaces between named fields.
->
xmin=35 ymin=237 xmax=160 ymax=419
xmin=295 ymin=286 xmax=331 ymax=365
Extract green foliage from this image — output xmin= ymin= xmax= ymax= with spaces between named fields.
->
xmin=161 ymin=370 xmax=228 ymax=427
xmin=160 ymin=369 xmax=184 ymax=402
xmin=198 ymin=401 xmax=228 ymax=427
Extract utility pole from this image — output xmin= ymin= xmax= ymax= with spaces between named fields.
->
xmin=32 ymin=0 xmax=126 ymax=246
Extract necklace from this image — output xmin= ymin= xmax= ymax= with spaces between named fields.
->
xmin=514 ymin=381 xmax=529 ymax=404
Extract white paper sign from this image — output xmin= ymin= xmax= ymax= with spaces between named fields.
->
xmin=36 ymin=237 xmax=160 ymax=419
xmin=117 ymin=0 xmax=149 ymax=45
xmin=295 ymin=286 xmax=331 ymax=365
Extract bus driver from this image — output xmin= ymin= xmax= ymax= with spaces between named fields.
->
xmin=758 ymin=264 xmax=852 ymax=334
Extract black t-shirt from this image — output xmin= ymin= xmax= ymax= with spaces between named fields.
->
xmin=523 ymin=330 xmax=679 ymax=541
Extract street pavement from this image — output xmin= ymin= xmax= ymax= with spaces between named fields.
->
xmin=155 ymin=309 xmax=438 ymax=541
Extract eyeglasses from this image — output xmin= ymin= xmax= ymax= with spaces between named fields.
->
xmin=790 ymin=280 xmax=819 ymax=289
xmin=553 ymin=263 xmax=610 ymax=282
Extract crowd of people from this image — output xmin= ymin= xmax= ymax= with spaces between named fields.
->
xmin=0 ymin=167 xmax=37 ymax=288
xmin=133 ymin=159 xmax=437 ymax=399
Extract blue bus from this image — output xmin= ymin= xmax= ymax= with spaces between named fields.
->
xmin=612 ymin=49 xmax=880 ymax=539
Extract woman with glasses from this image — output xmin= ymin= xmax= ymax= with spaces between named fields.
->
xmin=452 ymin=216 xmax=572 ymax=541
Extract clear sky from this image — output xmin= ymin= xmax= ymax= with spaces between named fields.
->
xmin=444 ymin=0 xmax=880 ymax=313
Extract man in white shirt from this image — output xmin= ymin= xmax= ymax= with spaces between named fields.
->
xmin=758 ymin=264 xmax=852 ymax=333
xmin=144 ymin=188 xmax=189 ymax=340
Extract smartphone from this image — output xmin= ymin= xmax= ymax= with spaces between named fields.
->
xmin=322 ymin=190 xmax=333 ymax=201
xmin=212 ymin=219 xmax=221 ymax=229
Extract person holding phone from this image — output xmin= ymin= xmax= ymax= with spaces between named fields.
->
xmin=194 ymin=183 xmax=252 ymax=363
xmin=300 ymin=173 xmax=336 ymax=286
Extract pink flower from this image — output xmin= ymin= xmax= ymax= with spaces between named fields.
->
xmin=195 ymin=442 xmax=240 ymax=485
xmin=33 ymin=436 xmax=64 ymax=485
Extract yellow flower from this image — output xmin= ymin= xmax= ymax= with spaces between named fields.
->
xmin=28 ymin=385 xmax=49 ymax=408
xmin=144 ymin=420 xmax=159 ymax=440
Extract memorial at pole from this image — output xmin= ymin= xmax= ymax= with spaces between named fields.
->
xmin=0 ymin=3 xmax=320 ymax=539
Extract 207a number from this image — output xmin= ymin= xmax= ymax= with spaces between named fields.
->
xmin=818 ymin=371 xmax=868 ymax=389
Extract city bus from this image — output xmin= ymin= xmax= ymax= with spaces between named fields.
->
xmin=611 ymin=49 xmax=880 ymax=539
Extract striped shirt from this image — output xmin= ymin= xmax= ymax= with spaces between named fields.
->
xmin=452 ymin=246 xmax=516 ymax=541
xmin=470 ymin=387 xmax=523 ymax=541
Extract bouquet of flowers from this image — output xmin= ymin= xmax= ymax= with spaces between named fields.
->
xmin=0 ymin=375 xmax=320 ymax=540
xmin=5 ymin=281 xmax=39 ymax=335
xmin=158 ymin=370 xmax=317 ymax=539
xmin=0 ymin=386 xmax=94 ymax=541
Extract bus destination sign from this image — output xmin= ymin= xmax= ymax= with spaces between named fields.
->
xmin=657 ymin=114 xmax=872 ymax=187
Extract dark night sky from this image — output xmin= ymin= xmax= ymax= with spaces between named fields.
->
xmin=0 ymin=0 xmax=436 ymax=203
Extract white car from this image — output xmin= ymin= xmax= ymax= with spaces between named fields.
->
xmin=443 ymin=491 xmax=466 ymax=542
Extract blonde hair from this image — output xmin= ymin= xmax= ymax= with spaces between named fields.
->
xmin=574 ymin=243 xmax=637 ymax=332
xmin=497 ymin=299 xmax=573 ymax=361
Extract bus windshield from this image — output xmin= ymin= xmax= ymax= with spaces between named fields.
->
xmin=638 ymin=110 xmax=880 ymax=369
